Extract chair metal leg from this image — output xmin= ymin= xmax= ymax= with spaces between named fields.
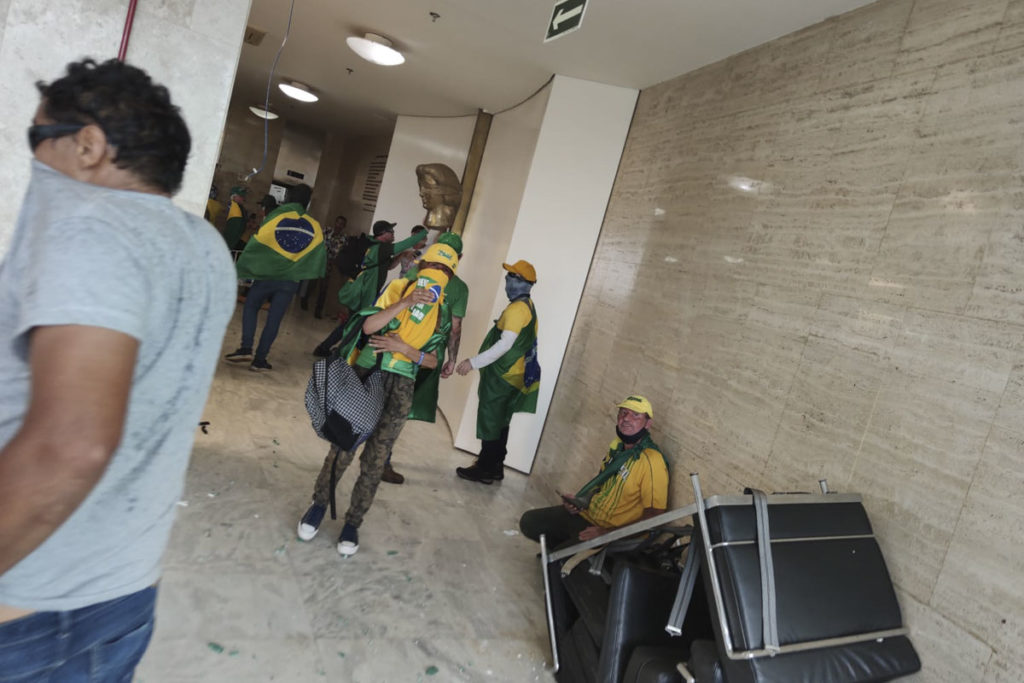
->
xmin=540 ymin=534 xmax=560 ymax=674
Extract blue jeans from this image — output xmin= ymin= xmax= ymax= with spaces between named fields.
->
xmin=241 ymin=279 xmax=300 ymax=361
xmin=0 ymin=586 xmax=156 ymax=682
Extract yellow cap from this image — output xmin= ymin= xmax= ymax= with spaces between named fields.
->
xmin=503 ymin=259 xmax=537 ymax=283
xmin=617 ymin=395 xmax=653 ymax=418
xmin=419 ymin=242 xmax=459 ymax=273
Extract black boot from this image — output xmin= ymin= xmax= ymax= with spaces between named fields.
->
xmin=456 ymin=464 xmax=494 ymax=485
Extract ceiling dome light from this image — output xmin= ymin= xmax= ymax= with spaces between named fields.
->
xmin=248 ymin=104 xmax=279 ymax=120
xmin=278 ymin=81 xmax=319 ymax=103
xmin=346 ymin=33 xmax=405 ymax=66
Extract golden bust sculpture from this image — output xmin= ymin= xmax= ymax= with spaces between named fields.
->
xmin=415 ymin=163 xmax=462 ymax=229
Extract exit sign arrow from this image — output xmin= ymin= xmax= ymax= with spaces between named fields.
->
xmin=544 ymin=0 xmax=587 ymax=43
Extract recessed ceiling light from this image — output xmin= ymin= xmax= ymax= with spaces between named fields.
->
xmin=278 ymin=81 xmax=319 ymax=103
xmin=346 ymin=33 xmax=405 ymax=66
xmin=248 ymin=104 xmax=279 ymax=120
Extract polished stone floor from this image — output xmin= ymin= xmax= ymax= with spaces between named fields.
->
xmin=135 ymin=302 xmax=556 ymax=682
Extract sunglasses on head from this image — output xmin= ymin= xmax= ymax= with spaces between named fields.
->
xmin=27 ymin=123 xmax=86 ymax=151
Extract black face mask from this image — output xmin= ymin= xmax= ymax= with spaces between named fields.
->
xmin=616 ymin=426 xmax=649 ymax=446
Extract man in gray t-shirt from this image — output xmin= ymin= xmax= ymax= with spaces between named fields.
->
xmin=0 ymin=59 xmax=235 ymax=680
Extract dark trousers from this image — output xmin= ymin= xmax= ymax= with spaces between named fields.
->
xmin=0 ymin=586 xmax=157 ymax=682
xmin=519 ymin=505 xmax=590 ymax=549
xmin=301 ymin=277 xmax=329 ymax=316
xmin=241 ymin=279 xmax=299 ymax=361
xmin=476 ymin=426 xmax=510 ymax=472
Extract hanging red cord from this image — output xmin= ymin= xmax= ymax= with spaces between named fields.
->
xmin=117 ymin=0 xmax=139 ymax=62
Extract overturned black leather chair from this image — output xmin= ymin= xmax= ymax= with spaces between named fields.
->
xmin=542 ymin=529 xmax=706 ymax=683
xmin=540 ymin=475 xmax=921 ymax=683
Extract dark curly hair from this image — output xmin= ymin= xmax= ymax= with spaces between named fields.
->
xmin=36 ymin=58 xmax=191 ymax=194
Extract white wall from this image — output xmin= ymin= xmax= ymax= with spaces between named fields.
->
xmin=335 ymin=134 xmax=393 ymax=237
xmin=437 ymin=83 xmax=551 ymax=440
xmin=373 ymin=115 xmax=476 ymax=231
xmin=0 ymin=0 xmax=251 ymax=253
xmin=453 ymin=75 xmax=639 ymax=472
xmin=272 ymin=124 xmax=324 ymax=187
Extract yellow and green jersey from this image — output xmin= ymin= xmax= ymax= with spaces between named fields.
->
xmin=354 ymin=271 xmax=449 ymax=379
xmin=581 ymin=439 xmax=669 ymax=529
xmin=222 ymin=199 xmax=245 ymax=248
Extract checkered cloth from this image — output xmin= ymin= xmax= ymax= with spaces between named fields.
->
xmin=305 ymin=357 xmax=385 ymax=450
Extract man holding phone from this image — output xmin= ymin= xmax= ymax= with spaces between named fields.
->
xmin=519 ymin=396 xmax=669 ymax=548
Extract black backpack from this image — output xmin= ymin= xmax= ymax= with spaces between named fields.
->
xmin=335 ymin=233 xmax=371 ymax=278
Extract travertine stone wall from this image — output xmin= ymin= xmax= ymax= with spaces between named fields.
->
xmin=536 ymin=1 xmax=1024 ymax=679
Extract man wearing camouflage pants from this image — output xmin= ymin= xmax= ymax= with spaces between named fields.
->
xmin=295 ymin=242 xmax=459 ymax=556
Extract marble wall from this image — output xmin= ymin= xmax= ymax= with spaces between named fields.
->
xmin=535 ymin=0 xmax=1024 ymax=680
xmin=0 ymin=0 xmax=252 ymax=251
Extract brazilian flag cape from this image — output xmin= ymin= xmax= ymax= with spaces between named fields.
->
xmin=476 ymin=299 xmax=539 ymax=440
xmin=235 ymin=202 xmax=326 ymax=281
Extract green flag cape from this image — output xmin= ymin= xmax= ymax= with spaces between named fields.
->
xmin=337 ymin=231 xmax=424 ymax=310
xmin=235 ymin=202 xmax=326 ymax=281
xmin=476 ymin=299 xmax=539 ymax=440
xmin=407 ymin=299 xmax=453 ymax=422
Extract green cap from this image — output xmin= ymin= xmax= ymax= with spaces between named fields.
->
xmin=437 ymin=231 xmax=463 ymax=255
xmin=229 ymin=186 xmax=248 ymax=198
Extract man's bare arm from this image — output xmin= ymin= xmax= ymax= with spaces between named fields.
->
xmin=362 ymin=288 xmax=433 ymax=333
xmin=441 ymin=316 xmax=462 ymax=378
xmin=0 ymin=325 xmax=138 ymax=576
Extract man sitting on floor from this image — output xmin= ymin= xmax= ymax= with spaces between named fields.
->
xmin=519 ymin=396 xmax=668 ymax=548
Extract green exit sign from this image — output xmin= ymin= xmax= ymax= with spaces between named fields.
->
xmin=544 ymin=0 xmax=587 ymax=43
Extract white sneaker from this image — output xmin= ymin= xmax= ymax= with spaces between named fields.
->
xmin=337 ymin=523 xmax=359 ymax=556
xmin=297 ymin=503 xmax=326 ymax=541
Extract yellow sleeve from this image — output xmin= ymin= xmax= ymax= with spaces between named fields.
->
xmin=374 ymin=279 xmax=409 ymax=309
xmin=497 ymin=300 xmax=532 ymax=333
xmin=639 ymin=449 xmax=669 ymax=510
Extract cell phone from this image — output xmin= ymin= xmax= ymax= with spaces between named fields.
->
xmin=561 ymin=493 xmax=588 ymax=510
